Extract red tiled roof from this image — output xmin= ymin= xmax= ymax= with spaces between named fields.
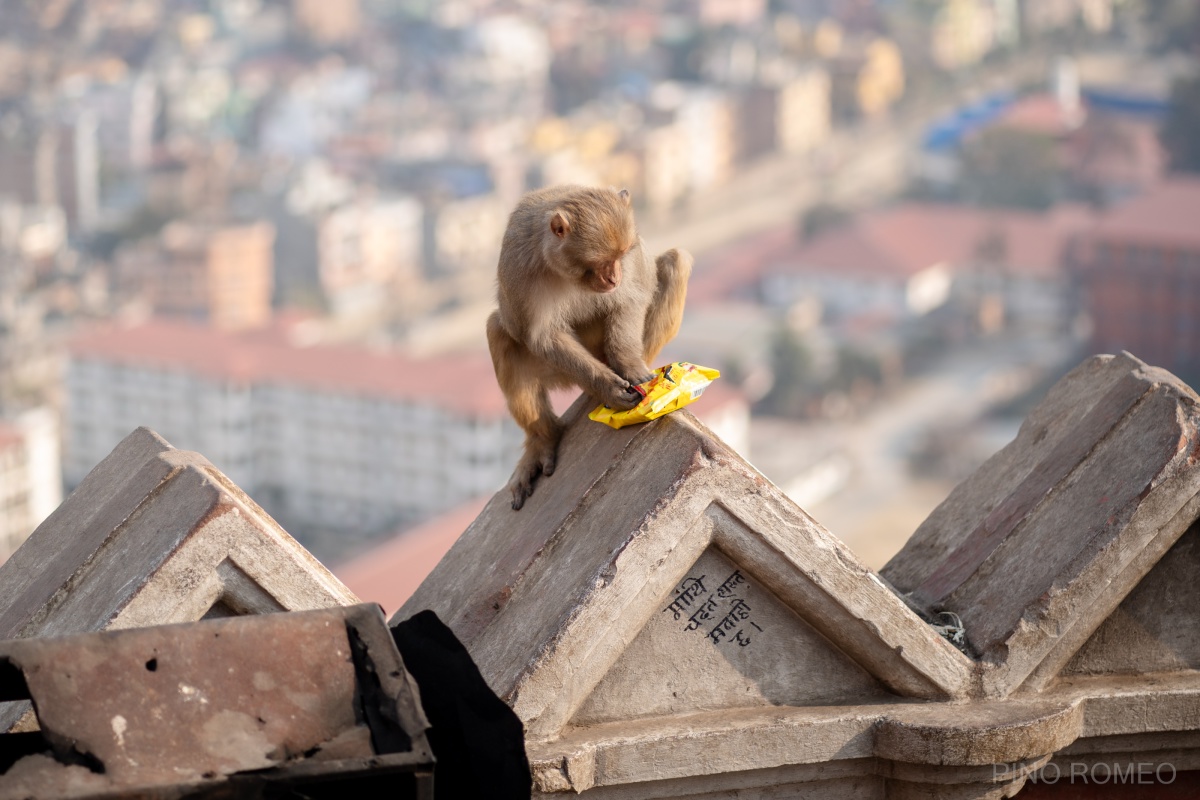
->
xmin=1091 ymin=178 xmax=1200 ymax=250
xmin=68 ymin=319 xmax=510 ymax=419
xmin=332 ymin=495 xmax=490 ymax=616
xmin=772 ymin=203 xmax=1094 ymax=283
xmin=688 ymin=225 xmax=798 ymax=305
xmin=995 ymin=93 xmax=1083 ymax=136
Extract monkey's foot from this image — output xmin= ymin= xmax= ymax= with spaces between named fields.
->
xmin=655 ymin=247 xmax=694 ymax=285
xmin=508 ymin=441 xmax=559 ymax=510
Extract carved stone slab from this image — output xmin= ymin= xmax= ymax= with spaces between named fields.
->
xmin=397 ymin=396 xmax=974 ymax=783
xmin=0 ymin=428 xmax=359 ymax=730
xmin=882 ymin=352 xmax=1200 ymax=695
xmin=401 ymin=353 xmax=1200 ymax=799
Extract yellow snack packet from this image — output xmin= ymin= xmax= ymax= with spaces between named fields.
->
xmin=589 ymin=362 xmax=721 ymax=430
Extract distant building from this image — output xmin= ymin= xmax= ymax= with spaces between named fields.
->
xmin=1075 ymin=179 xmax=1200 ymax=384
xmin=829 ymin=37 xmax=904 ymax=121
xmin=0 ymin=112 xmax=99 ymax=232
xmin=638 ymin=84 xmax=738 ymax=214
xmin=763 ymin=202 xmax=1091 ymax=334
xmin=640 ymin=122 xmax=692 ymax=215
xmin=292 ymin=0 xmax=362 ymax=45
xmin=930 ymin=0 xmax=997 ymax=70
xmin=117 ymin=219 xmax=275 ymax=331
xmin=74 ymin=74 xmax=158 ymax=171
xmin=738 ymin=67 xmax=831 ymax=160
xmin=318 ymin=195 xmax=424 ymax=320
xmin=0 ymin=408 xmax=63 ymax=563
xmin=423 ymin=192 xmax=508 ymax=303
xmin=695 ymin=0 xmax=767 ymax=27
xmin=65 ymin=319 xmax=522 ymax=557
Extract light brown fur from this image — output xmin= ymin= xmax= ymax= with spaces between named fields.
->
xmin=487 ymin=185 xmax=692 ymax=509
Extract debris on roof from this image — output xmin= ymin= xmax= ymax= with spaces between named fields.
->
xmin=0 ymin=605 xmax=433 ymax=799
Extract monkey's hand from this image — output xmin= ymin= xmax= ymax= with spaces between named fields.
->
xmin=620 ymin=368 xmax=656 ymax=387
xmin=607 ymin=357 xmax=656 ymax=389
xmin=600 ymin=375 xmax=645 ymax=411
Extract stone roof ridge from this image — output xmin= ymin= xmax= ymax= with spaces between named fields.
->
xmin=398 ymin=394 xmax=975 ymax=743
xmin=0 ymin=427 xmax=359 ymax=731
xmin=882 ymin=351 xmax=1200 ymax=697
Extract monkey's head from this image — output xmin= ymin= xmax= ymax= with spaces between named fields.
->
xmin=547 ymin=188 xmax=636 ymax=294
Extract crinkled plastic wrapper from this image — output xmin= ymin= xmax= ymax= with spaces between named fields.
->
xmin=589 ymin=362 xmax=721 ymax=430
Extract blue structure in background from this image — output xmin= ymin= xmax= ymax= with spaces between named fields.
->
xmin=921 ymin=86 xmax=1168 ymax=157
xmin=1080 ymin=87 xmax=1168 ymax=120
xmin=921 ymin=91 xmax=1016 ymax=154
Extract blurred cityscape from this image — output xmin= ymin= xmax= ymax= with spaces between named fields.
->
xmin=0 ymin=0 xmax=1198 ymax=587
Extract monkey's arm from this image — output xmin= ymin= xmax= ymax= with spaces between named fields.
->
xmin=528 ymin=325 xmax=644 ymax=411
xmin=603 ymin=303 xmax=656 ymax=386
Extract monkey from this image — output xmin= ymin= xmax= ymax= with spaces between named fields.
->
xmin=486 ymin=185 xmax=692 ymax=510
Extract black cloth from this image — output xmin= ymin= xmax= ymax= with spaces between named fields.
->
xmin=390 ymin=610 xmax=532 ymax=800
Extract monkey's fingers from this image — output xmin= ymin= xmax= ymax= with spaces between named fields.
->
xmin=604 ymin=384 xmax=641 ymax=411
xmin=627 ymin=372 xmax=656 ymax=387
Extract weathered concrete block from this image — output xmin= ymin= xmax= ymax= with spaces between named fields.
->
xmin=882 ymin=352 xmax=1200 ymax=695
xmin=0 ymin=604 xmax=432 ymax=798
xmin=0 ymin=428 xmax=358 ymax=729
xmin=401 ymin=353 xmax=1200 ymax=798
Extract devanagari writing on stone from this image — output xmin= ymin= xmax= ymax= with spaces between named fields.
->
xmin=729 ymin=598 xmax=751 ymax=621
xmin=716 ymin=570 xmax=746 ymax=598
xmin=685 ymin=595 xmax=720 ymax=631
xmin=667 ymin=568 xmax=767 ymax=648
xmin=661 ymin=574 xmax=708 ymax=620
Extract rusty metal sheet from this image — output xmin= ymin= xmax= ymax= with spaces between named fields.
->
xmin=0 ymin=604 xmax=432 ymax=799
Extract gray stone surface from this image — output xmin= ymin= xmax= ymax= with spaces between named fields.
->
xmin=0 ymin=428 xmax=359 ymax=730
xmin=401 ymin=353 xmax=1200 ymax=798
xmin=1063 ymin=520 xmax=1200 ymax=676
xmin=882 ymin=352 xmax=1200 ymax=695
xmin=399 ymin=398 xmax=971 ymax=740
xmin=573 ymin=547 xmax=888 ymax=725
xmin=35 ymin=353 xmax=1193 ymax=798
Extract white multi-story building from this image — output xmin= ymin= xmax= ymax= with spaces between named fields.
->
xmin=0 ymin=408 xmax=63 ymax=563
xmin=65 ymin=319 xmax=522 ymax=556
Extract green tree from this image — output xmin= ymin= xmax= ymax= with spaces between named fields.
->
xmin=759 ymin=323 xmax=813 ymax=417
xmin=1161 ymin=72 xmax=1200 ymax=174
xmin=959 ymin=128 xmax=1060 ymax=210
xmin=1140 ymin=0 xmax=1200 ymax=53
xmin=799 ymin=202 xmax=850 ymax=242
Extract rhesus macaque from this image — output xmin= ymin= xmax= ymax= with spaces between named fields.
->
xmin=487 ymin=185 xmax=692 ymax=510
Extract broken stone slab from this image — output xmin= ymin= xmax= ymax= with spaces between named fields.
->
xmin=882 ymin=352 xmax=1200 ymax=696
xmin=0 ymin=604 xmax=432 ymax=799
xmin=0 ymin=428 xmax=359 ymax=730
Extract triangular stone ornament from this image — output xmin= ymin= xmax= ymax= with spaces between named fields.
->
xmin=398 ymin=398 xmax=971 ymax=744
xmin=572 ymin=545 xmax=889 ymax=726
xmin=0 ymin=427 xmax=359 ymax=730
xmin=1060 ymin=520 xmax=1200 ymax=678
xmin=882 ymin=352 xmax=1200 ymax=696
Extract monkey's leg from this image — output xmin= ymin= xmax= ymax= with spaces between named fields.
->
xmin=488 ymin=313 xmax=564 ymax=510
xmin=643 ymin=247 xmax=693 ymax=365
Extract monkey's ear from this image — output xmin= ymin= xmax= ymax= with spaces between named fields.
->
xmin=550 ymin=210 xmax=570 ymax=239
xmin=618 ymin=188 xmax=631 ymax=206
